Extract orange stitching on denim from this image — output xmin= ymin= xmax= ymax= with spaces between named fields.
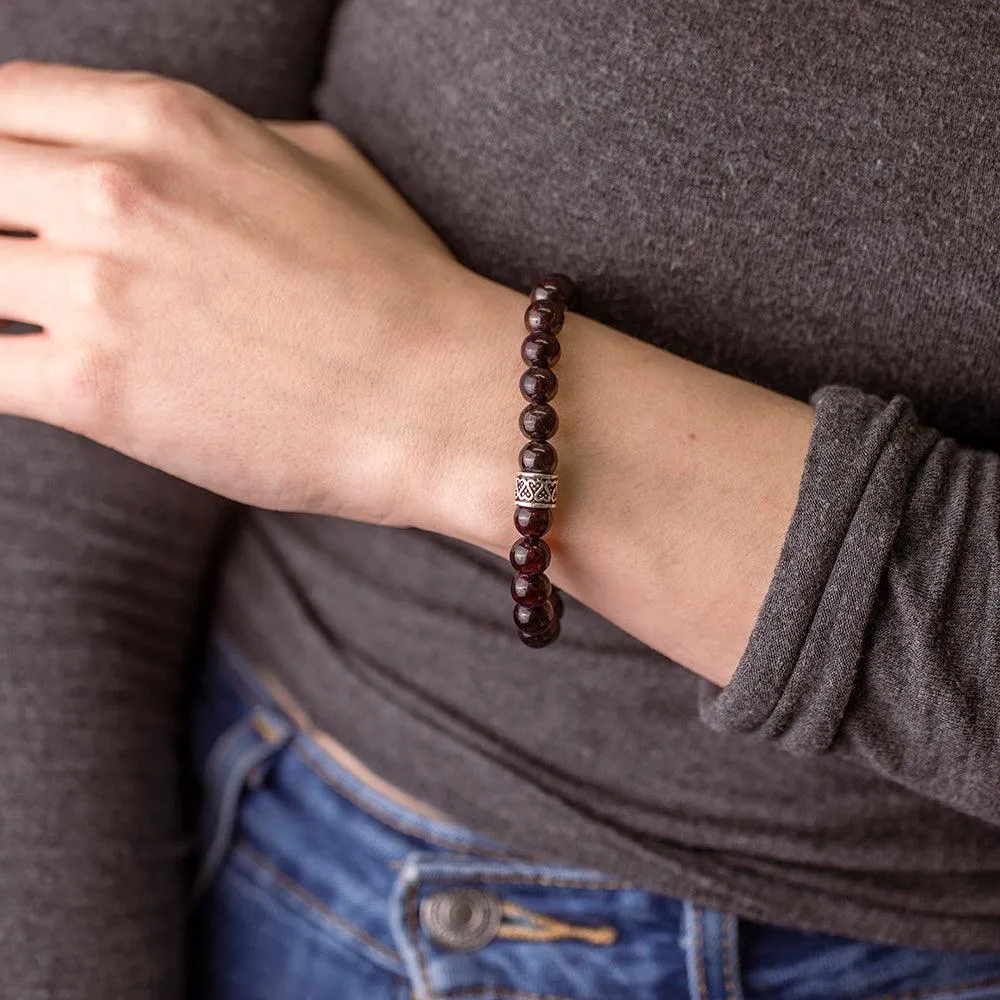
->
xmin=255 ymin=669 xmax=452 ymax=824
xmin=404 ymin=880 xmax=432 ymax=999
xmin=289 ymin=740 xmax=533 ymax=861
xmin=217 ymin=648 xmax=532 ymax=861
xmin=215 ymin=649 xmax=641 ymax=886
xmin=863 ymin=976 xmax=1000 ymax=1000
xmin=405 ymin=888 xmax=579 ymax=1000
xmin=233 ymin=841 xmax=401 ymax=967
xmin=496 ymin=900 xmax=617 ymax=946
xmin=693 ymin=906 xmax=708 ymax=1000
xmin=250 ymin=710 xmax=286 ymax=746
xmin=431 ymin=989 xmax=574 ymax=1000
xmin=418 ymin=871 xmax=636 ymax=891
xmin=721 ymin=914 xmax=738 ymax=1000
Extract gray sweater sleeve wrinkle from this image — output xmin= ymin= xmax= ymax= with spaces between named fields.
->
xmin=700 ymin=384 xmax=1000 ymax=824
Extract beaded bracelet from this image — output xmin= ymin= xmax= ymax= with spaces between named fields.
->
xmin=510 ymin=273 xmax=577 ymax=648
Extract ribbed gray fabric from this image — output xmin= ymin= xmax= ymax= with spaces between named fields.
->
xmin=0 ymin=1 xmax=335 ymax=995
xmin=4 ymin=0 xmax=1000 ymax=996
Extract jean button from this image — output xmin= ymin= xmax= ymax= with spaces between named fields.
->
xmin=419 ymin=888 xmax=502 ymax=951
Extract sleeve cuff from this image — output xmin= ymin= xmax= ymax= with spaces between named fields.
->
xmin=698 ymin=384 xmax=937 ymax=755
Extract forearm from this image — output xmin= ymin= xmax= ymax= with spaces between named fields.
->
xmin=421 ymin=270 xmax=814 ymax=686
xmin=420 ymin=271 xmax=1000 ymax=822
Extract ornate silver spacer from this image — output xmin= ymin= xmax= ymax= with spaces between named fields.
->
xmin=514 ymin=471 xmax=558 ymax=509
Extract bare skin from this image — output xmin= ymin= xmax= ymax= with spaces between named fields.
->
xmin=0 ymin=62 xmax=814 ymax=687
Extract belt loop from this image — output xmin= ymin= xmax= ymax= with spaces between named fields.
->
xmin=682 ymin=902 xmax=709 ymax=1000
xmin=719 ymin=911 xmax=744 ymax=1000
xmin=683 ymin=904 xmax=744 ymax=1000
xmin=189 ymin=705 xmax=293 ymax=905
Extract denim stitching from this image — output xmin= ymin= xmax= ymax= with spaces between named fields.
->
xmin=388 ymin=857 xmax=637 ymax=890
xmin=222 ymin=662 xmax=639 ymax=879
xmin=431 ymin=989 xmax=575 ymax=1000
xmin=212 ymin=644 xmax=534 ymax=860
xmin=721 ymin=913 xmax=741 ymax=1000
xmin=289 ymin=739 xmax=529 ymax=860
xmin=415 ymin=870 xmax=635 ymax=891
xmin=232 ymin=840 xmax=404 ymax=972
xmin=496 ymin=900 xmax=617 ymax=946
xmin=693 ymin=906 xmax=708 ymax=1000
xmin=864 ymin=977 xmax=1000 ymax=1000
xmin=404 ymin=880 xmax=433 ymax=1000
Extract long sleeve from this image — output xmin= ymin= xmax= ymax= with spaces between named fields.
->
xmin=701 ymin=384 xmax=1000 ymax=823
xmin=0 ymin=4 xmax=340 ymax=995
xmin=0 ymin=418 xmax=229 ymax=998
xmin=0 ymin=419 xmax=225 ymax=1000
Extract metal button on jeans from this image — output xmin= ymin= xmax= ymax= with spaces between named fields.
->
xmin=419 ymin=888 xmax=503 ymax=951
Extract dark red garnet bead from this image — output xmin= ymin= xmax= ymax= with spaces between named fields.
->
xmin=512 ymin=274 xmax=575 ymax=647
xmin=509 ymin=536 xmax=551 ymax=575
xmin=524 ymin=299 xmax=565 ymax=337
xmin=514 ymin=505 xmax=553 ymax=537
xmin=530 ymin=273 xmax=578 ymax=310
xmin=521 ymin=332 xmax=561 ymax=368
xmin=519 ymin=440 xmax=558 ymax=474
xmin=511 ymin=572 xmax=552 ymax=607
xmin=513 ymin=598 xmax=557 ymax=635
xmin=519 ymin=367 xmax=558 ymax=403
xmin=518 ymin=616 xmax=561 ymax=648
xmin=519 ymin=403 xmax=558 ymax=440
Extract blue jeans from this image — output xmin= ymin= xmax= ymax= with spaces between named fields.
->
xmin=188 ymin=631 xmax=1000 ymax=999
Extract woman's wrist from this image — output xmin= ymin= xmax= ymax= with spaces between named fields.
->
xmin=417 ymin=269 xmax=815 ymax=684
xmin=413 ymin=269 xmax=526 ymax=554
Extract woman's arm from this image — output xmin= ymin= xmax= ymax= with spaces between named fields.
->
xmin=427 ymin=272 xmax=1000 ymax=826
xmin=420 ymin=274 xmax=814 ymax=687
xmin=2 ymin=63 xmax=998 ymax=825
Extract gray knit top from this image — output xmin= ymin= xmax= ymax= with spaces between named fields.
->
xmin=3 ymin=0 xmax=1000 ymax=995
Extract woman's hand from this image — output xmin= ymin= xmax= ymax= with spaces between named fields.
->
xmin=0 ymin=62 xmax=817 ymax=687
xmin=0 ymin=61 xmax=489 ymax=526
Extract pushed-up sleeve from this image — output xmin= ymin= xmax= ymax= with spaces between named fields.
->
xmin=701 ymin=384 xmax=1000 ymax=824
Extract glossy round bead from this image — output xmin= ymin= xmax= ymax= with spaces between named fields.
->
xmin=518 ymin=617 xmax=561 ymax=648
xmin=511 ymin=572 xmax=552 ymax=607
xmin=519 ymin=440 xmax=558 ymax=474
xmin=531 ymin=273 xmax=579 ymax=309
xmin=521 ymin=332 xmax=561 ymax=368
xmin=509 ymin=537 xmax=551 ymax=575
xmin=519 ymin=367 xmax=558 ymax=404
xmin=519 ymin=403 xmax=558 ymax=440
xmin=514 ymin=505 xmax=553 ymax=537
xmin=513 ymin=598 xmax=557 ymax=635
xmin=524 ymin=299 xmax=565 ymax=337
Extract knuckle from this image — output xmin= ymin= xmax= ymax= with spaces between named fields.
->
xmin=69 ymin=253 xmax=129 ymax=313
xmin=117 ymin=70 xmax=161 ymax=88
xmin=58 ymin=344 xmax=127 ymax=434
xmin=131 ymin=76 xmax=210 ymax=131
xmin=78 ymin=155 xmax=147 ymax=222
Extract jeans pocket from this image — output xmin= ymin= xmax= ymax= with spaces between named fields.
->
xmin=193 ymin=841 xmax=409 ymax=1000
xmin=188 ymin=662 xmax=411 ymax=999
xmin=190 ymin=704 xmax=294 ymax=903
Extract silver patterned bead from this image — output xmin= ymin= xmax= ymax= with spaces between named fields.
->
xmin=514 ymin=471 xmax=558 ymax=509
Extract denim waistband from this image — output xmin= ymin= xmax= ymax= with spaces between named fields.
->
xmin=188 ymin=630 xmax=744 ymax=999
xmin=188 ymin=630 xmax=1000 ymax=1000
xmin=192 ymin=629 xmax=504 ymax=854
